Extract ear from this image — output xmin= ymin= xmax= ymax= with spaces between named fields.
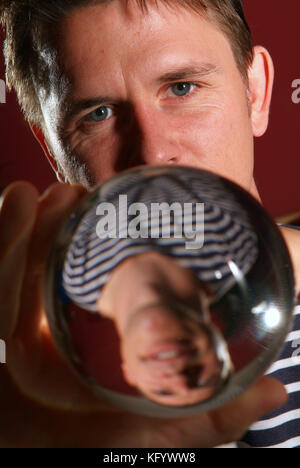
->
xmin=29 ymin=122 xmax=66 ymax=183
xmin=247 ymin=46 xmax=274 ymax=137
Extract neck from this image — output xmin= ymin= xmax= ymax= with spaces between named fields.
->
xmin=250 ymin=179 xmax=262 ymax=204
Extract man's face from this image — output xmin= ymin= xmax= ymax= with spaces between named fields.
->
xmin=39 ymin=0 xmax=256 ymax=193
xmin=120 ymin=305 xmax=226 ymax=406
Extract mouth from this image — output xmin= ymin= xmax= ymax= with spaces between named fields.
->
xmin=140 ymin=341 xmax=224 ymax=388
xmin=141 ymin=340 xmax=198 ymax=363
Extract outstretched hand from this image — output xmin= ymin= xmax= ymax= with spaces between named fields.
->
xmin=0 ymin=182 xmax=287 ymax=447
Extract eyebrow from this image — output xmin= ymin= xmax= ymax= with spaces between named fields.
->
xmin=152 ymin=389 xmax=174 ymax=395
xmin=156 ymin=63 xmax=219 ymax=84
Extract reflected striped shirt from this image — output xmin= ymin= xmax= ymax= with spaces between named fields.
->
xmin=62 ymin=169 xmax=258 ymax=312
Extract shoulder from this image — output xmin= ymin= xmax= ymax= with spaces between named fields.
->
xmin=279 ymin=226 xmax=300 ymax=297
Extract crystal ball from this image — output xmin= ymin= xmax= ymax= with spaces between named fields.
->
xmin=44 ymin=166 xmax=295 ymax=418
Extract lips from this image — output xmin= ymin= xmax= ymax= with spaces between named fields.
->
xmin=155 ymin=349 xmax=184 ymax=360
xmin=142 ymin=340 xmax=197 ymax=363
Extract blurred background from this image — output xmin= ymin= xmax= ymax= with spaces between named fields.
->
xmin=0 ymin=0 xmax=299 ymax=220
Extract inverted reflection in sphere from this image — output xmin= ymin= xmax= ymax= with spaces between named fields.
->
xmin=44 ymin=166 xmax=295 ymax=418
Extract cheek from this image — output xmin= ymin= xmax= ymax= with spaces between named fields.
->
xmin=69 ymin=133 xmax=123 ymax=183
xmin=177 ymin=102 xmax=254 ymax=188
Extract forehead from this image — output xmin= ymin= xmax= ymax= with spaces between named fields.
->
xmin=55 ymin=1 xmax=236 ymax=96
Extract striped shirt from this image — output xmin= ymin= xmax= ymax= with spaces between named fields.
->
xmin=239 ymin=302 xmax=300 ymax=448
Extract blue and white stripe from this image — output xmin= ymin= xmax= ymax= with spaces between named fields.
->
xmin=62 ymin=170 xmax=258 ymax=311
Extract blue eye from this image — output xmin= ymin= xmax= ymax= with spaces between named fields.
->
xmin=88 ymin=106 xmax=113 ymax=122
xmin=170 ymin=82 xmax=194 ymax=97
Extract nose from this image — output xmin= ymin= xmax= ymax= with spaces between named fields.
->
xmin=127 ymin=104 xmax=182 ymax=167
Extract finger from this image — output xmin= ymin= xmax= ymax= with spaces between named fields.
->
xmin=14 ymin=182 xmax=87 ymax=341
xmin=0 ymin=182 xmax=38 ymax=339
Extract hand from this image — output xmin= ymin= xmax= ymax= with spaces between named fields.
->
xmin=0 ymin=182 xmax=287 ymax=447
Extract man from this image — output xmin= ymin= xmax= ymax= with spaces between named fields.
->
xmin=0 ymin=0 xmax=299 ymax=447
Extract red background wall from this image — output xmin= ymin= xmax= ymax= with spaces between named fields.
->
xmin=0 ymin=0 xmax=299 ymax=217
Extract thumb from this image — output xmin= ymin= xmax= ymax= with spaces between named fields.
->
xmin=209 ymin=376 xmax=287 ymax=443
xmin=155 ymin=376 xmax=287 ymax=448
xmin=14 ymin=183 xmax=87 ymax=341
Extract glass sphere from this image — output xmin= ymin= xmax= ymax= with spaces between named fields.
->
xmin=44 ymin=166 xmax=295 ymax=418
